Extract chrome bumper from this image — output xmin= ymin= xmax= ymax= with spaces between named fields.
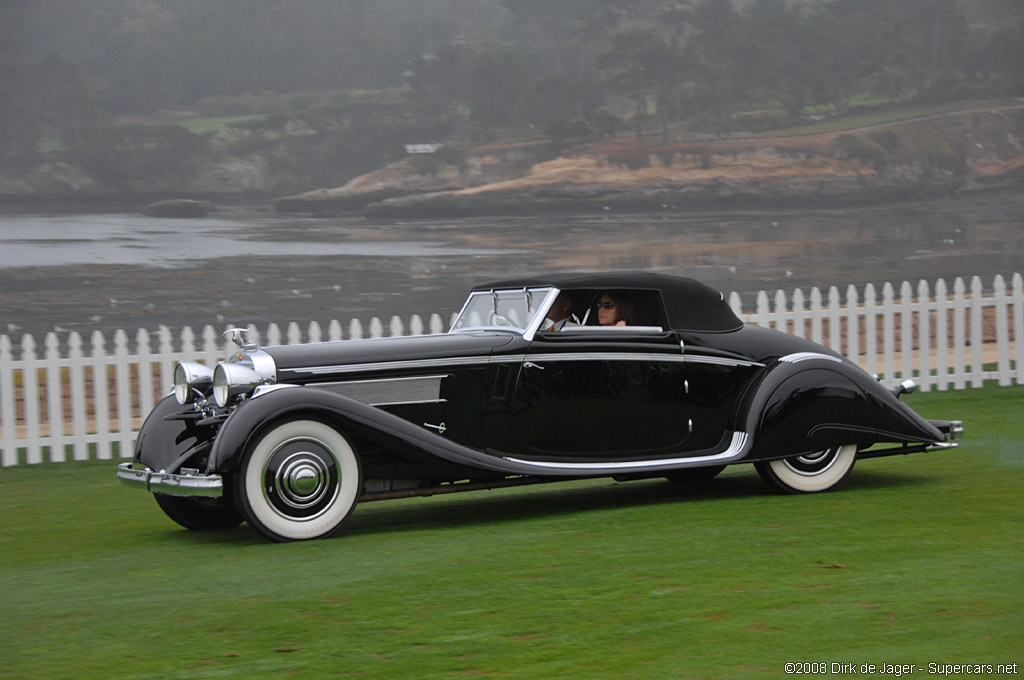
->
xmin=930 ymin=419 xmax=965 ymax=443
xmin=925 ymin=419 xmax=964 ymax=450
xmin=117 ymin=462 xmax=224 ymax=497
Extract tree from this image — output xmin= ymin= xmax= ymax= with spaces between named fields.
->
xmin=740 ymin=0 xmax=814 ymax=118
xmin=500 ymin=0 xmax=637 ymax=118
xmin=599 ymin=27 xmax=686 ymax=143
xmin=968 ymin=15 xmax=1024 ymax=93
xmin=0 ymin=54 xmax=95 ymax=158
xmin=687 ymin=0 xmax=748 ymax=134
xmin=404 ymin=41 xmax=540 ymax=138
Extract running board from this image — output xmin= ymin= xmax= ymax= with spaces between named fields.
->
xmin=358 ymin=475 xmax=570 ymax=502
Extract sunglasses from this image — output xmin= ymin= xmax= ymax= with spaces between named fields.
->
xmin=596 ymin=302 xmax=616 ymax=309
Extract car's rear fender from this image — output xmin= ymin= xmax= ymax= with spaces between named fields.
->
xmin=734 ymin=354 xmax=942 ymax=460
xmin=858 ymin=377 xmax=946 ymax=443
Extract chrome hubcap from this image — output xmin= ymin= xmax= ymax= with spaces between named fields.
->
xmin=276 ymin=453 xmax=330 ymax=508
xmin=263 ymin=437 xmax=340 ymax=520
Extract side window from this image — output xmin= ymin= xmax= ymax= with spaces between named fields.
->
xmin=537 ymin=288 xmax=669 ymax=333
xmin=584 ymin=289 xmax=668 ymax=328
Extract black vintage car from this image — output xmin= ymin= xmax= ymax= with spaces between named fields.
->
xmin=118 ymin=272 xmax=962 ymax=541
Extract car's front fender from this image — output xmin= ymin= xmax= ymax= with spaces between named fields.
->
xmin=205 ymin=386 xmax=530 ymax=478
xmin=133 ymin=395 xmax=219 ymax=475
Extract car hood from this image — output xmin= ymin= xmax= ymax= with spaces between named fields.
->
xmin=265 ymin=332 xmax=516 ymax=383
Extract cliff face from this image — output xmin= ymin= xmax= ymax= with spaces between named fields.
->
xmin=277 ymin=107 xmax=1024 ymax=217
xmin=0 ymin=153 xmax=280 ymax=197
xmin=273 ymin=142 xmax=545 ymax=213
xmin=10 ymin=107 xmax=1017 ymax=210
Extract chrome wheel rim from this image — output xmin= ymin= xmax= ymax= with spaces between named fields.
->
xmin=781 ymin=448 xmax=840 ymax=476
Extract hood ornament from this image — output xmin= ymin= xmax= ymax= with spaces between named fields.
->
xmin=223 ymin=327 xmax=258 ymax=351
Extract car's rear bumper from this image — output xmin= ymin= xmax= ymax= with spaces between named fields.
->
xmin=931 ymin=419 xmax=964 ymax=442
xmin=858 ymin=419 xmax=963 ymax=459
xmin=117 ymin=462 xmax=223 ymax=497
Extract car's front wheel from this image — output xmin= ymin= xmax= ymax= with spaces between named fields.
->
xmin=755 ymin=444 xmax=857 ymax=494
xmin=234 ymin=419 xmax=361 ymax=542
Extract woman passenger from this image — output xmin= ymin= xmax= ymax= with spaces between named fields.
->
xmin=596 ymin=292 xmax=635 ymax=327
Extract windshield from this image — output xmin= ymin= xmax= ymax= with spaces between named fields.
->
xmin=451 ymin=288 xmax=553 ymax=333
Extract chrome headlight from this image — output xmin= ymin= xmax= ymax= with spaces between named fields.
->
xmin=212 ymin=362 xmax=265 ymax=408
xmin=173 ymin=362 xmax=214 ymax=405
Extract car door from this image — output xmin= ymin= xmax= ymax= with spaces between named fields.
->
xmin=510 ymin=328 xmax=691 ymax=457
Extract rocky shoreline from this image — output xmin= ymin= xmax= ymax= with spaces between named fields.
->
xmin=2 ymin=107 xmax=1021 ymax=219
xmin=277 ymin=108 xmax=1024 ymax=218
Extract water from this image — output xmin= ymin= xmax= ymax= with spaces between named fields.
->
xmin=0 ymin=194 xmax=1020 ymax=341
xmin=0 ymin=211 xmax=523 ymax=268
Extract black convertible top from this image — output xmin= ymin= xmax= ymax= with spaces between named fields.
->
xmin=475 ymin=272 xmax=743 ymax=332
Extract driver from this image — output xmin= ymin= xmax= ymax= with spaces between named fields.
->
xmin=540 ymin=294 xmax=576 ymax=332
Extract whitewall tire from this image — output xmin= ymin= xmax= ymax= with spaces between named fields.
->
xmin=755 ymin=444 xmax=857 ymax=494
xmin=235 ymin=419 xmax=361 ymax=541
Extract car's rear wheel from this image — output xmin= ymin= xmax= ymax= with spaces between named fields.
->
xmin=755 ymin=444 xmax=857 ymax=494
xmin=154 ymin=493 xmax=245 ymax=530
xmin=234 ymin=419 xmax=361 ymax=542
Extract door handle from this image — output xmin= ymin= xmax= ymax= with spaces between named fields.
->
xmin=524 ymin=362 xmax=545 ymax=370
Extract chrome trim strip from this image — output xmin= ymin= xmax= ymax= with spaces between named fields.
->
xmin=779 ymin=352 xmax=842 ymax=364
xmin=498 ymin=352 xmax=688 ymax=364
xmin=808 ymin=422 xmax=875 ymax=438
xmin=684 ymin=355 xmax=765 ymax=368
xmin=503 ymin=431 xmax=750 ymax=472
xmin=501 ymin=353 xmax=761 ymax=368
xmin=117 ymin=462 xmax=223 ymax=497
xmin=449 ymin=327 xmax=524 ymax=335
xmin=300 ymin=356 xmax=492 ymax=375
xmin=555 ymin=325 xmax=665 ymax=333
xmin=296 ymin=352 xmax=763 ymax=374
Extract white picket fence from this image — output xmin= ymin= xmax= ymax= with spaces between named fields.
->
xmin=1 ymin=274 xmax=1021 ymax=467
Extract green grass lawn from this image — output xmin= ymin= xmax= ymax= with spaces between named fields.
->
xmin=2 ymin=386 xmax=1021 ymax=679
